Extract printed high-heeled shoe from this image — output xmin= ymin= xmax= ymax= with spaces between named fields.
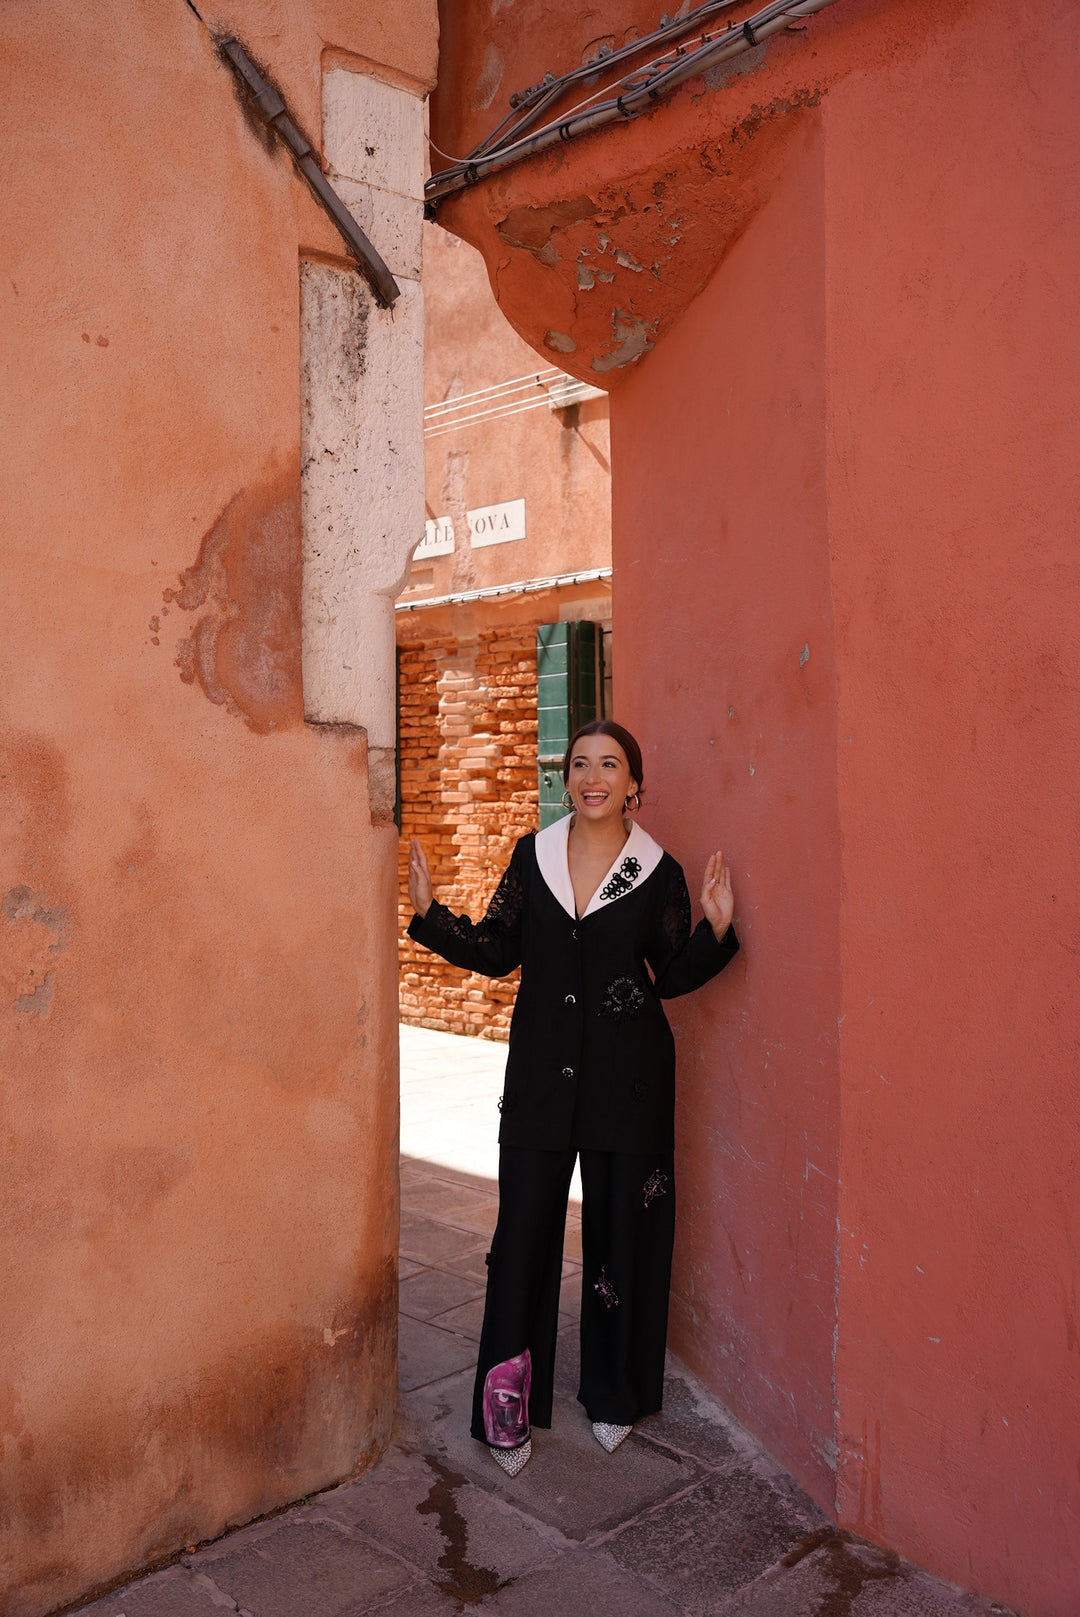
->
xmin=483 ymin=1348 xmax=532 ymax=1475
xmin=592 ymin=1421 xmax=633 ymax=1453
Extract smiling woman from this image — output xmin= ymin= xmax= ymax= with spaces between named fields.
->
xmin=406 ymin=718 xmax=739 ymax=1474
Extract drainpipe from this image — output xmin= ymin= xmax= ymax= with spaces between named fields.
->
xmin=218 ymin=35 xmax=401 ymax=309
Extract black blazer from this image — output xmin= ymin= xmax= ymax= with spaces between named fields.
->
xmin=407 ymin=824 xmax=739 ymax=1153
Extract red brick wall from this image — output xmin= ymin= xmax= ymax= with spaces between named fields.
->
xmin=398 ymin=626 xmax=538 ymax=1038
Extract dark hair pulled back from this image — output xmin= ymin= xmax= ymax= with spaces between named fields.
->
xmin=562 ymin=719 xmax=644 ymax=801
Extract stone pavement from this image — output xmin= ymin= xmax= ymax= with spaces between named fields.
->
xmin=66 ymin=1026 xmax=1018 ymax=1617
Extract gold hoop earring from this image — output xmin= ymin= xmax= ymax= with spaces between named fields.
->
xmin=561 ymin=790 xmax=574 ymax=810
xmin=625 ymin=792 xmax=641 ymax=812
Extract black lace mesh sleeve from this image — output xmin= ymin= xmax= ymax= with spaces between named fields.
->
xmin=648 ymin=858 xmax=739 ymax=999
xmin=407 ymin=838 xmax=526 ymax=979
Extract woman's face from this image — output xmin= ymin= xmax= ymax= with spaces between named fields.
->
xmin=565 ymin=734 xmax=638 ymax=825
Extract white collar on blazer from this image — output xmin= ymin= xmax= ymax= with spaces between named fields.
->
xmin=534 ymin=814 xmax=664 ymax=920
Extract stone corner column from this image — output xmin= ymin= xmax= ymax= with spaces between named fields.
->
xmin=300 ymin=67 xmax=426 ymax=751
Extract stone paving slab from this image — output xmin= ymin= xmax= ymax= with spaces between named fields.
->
xmin=710 ymin=1534 xmax=1019 ymax=1617
xmin=559 ymin=1269 xmax=583 ymax=1319
xmin=429 ymin=1243 xmax=496 ymax=1286
xmin=602 ymin=1466 xmax=821 ymax=1611
xmin=398 ymin=1213 xmax=489 ymax=1268
xmin=315 ymin=1445 xmax=559 ymax=1592
xmin=184 ymin=1515 xmax=417 ymax=1617
xmin=373 ymin=1579 xmax=467 ymax=1615
xmin=400 ymin=1158 xmax=503 ymax=1200
xmin=633 ymin=1371 xmax=742 ymax=1472
xmin=398 ymin=1313 xmax=477 ymax=1392
xmin=399 ymin=1265 xmax=486 ymax=1322
xmin=402 ymin=1178 xmax=500 ymax=1224
xmin=480 ymin=1547 xmax=685 ymax=1615
xmin=433 ymin=1197 xmax=502 ymax=1238
xmin=430 ymin=1294 xmax=488 ymax=1342
xmin=65 ymin=1564 xmax=231 ymax=1617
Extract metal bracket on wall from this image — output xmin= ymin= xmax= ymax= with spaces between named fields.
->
xmin=219 ymin=35 xmax=401 ymax=309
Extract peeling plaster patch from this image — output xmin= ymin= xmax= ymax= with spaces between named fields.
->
xmin=3 ymin=885 xmax=68 ymax=934
xmin=367 ymin=745 xmax=397 ymax=826
xmin=544 ymin=330 xmax=578 ymax=354
xmin=614 ymin=249 xmax=644 ymax=273
xmin=596 ymin=270 xmax=614 ymax=283
xmin=497 ymin=195 xmax=598 ymax=260
xmin=472 ymin=43 xmax=505 ymax=111
xmin=3 ymin=886 xmax=69 ymax=1017
xmin=731 ymin=85 xmax=824 ymax=144
xmin=578 ymin=264 xmax=596 ymax=290
xmin=702 ymin=40 xmax=769 ymax=92
xmin=591 ymin=309 xmax=656 ymax=373
xmin=16 ymin=971 xmax=54 ymax=1016
xmin=166 ymin=470 xmax=304 ymax=735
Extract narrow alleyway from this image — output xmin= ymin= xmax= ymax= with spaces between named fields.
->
xmin=67 ymin=1029 xmax=1015 ymax=1617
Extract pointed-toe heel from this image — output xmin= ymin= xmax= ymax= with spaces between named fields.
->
xmin=490 ymin=1438 xmax=532 ymax=1476
xmin=592 ymin=1421 xmax=633 ymax=1453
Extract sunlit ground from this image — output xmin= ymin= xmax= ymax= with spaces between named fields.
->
xmin=399 ymin=1021 xmax=583 ymax=1201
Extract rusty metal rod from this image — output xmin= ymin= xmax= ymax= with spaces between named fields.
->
xmin=220 ymin=36 xmax=400 ymax=309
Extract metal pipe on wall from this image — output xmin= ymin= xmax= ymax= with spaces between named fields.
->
xmin=426 ymin=0 xmax=843 ymax=203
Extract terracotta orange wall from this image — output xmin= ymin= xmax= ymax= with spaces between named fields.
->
xmin=610 ymin=6 xmax=1080 ymax=1614
xmin=0 ymin=2 xmax=434 ymax=1613
xmin=824 ymin=9 xmax=1080 ymax=1607
xmin=613 ymin=114 xmax=841 ymax=1505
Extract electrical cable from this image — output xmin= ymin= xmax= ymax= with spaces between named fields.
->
xmin=426 ymin=0 xmax=843 ymax=202
xmin=467 ymin=0 xmax=747 ymax=161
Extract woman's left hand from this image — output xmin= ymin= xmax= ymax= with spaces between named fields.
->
xmin=701 ymin=851 xmax=734 ymax=940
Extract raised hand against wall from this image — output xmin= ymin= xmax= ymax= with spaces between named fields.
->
xmin=408 ymin=839 xmax=434 ymax=919
xmin=700 ymin=851 xmax=734 ymax=941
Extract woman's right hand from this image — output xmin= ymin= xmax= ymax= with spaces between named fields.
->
xmin=408 ymin=839 xmax=434 ymax=919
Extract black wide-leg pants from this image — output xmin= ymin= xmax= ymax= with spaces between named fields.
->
xmin=469 ymin=1145 xmax=676 ymax=1443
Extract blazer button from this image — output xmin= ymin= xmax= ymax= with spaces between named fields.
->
xmin=572 ymin=928 xmax=579 ymax=939
xmin=565 ymin=994 xmax=576 ymax=1005
xmin=562 ymin=1066 xmax=574 ymax=1078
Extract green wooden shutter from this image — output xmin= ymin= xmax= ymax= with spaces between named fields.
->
xmin=537 ymin=621 xmax=599 ymax=829
xmin=394 ymin=644 xmax=402 ymax=832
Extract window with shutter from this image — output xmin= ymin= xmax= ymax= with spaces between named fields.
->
xmin=536 ymin=621 xmax=601 ymax=828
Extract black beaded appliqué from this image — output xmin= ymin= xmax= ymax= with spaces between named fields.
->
xmin=599 ymin=854 xmax=642 ymax=903
xmin=643 ymin=1169 xmax=669 ymax=1209
xmin=593 ymin=1267 xmax=619 ymax=1309
xmin=600 ymin=974 xmax=646 ymax=1024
